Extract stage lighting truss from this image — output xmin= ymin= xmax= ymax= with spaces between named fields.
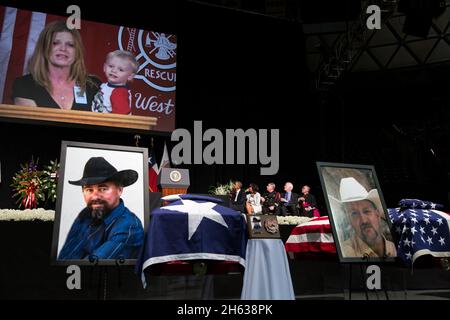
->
xmin=309 ymin=0 xmax=450 ymax=92
xmin=313 ymin=0 xmax=398 ymax=92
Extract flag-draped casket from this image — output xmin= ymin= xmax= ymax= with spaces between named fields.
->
xmin=285 ymin=199 xmax=450 ymax=267
xmin=137 ymin=194 xmax=247 ymax=287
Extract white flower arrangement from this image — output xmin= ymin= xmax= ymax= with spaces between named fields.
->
xmin=209 ymin=180 xmax=234 ymax=196
xmin=277 ymin=216 xmax=312 ymax=225
xmin=0 ymin=208 xmax=55 ymax=221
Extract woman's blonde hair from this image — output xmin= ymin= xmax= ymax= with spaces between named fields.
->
xmin=27 ymin=20 xmax=89 ymax=93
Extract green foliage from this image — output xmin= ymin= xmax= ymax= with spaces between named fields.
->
xmin=10 ymin=158 xmax=59 ymax=209
xmin=209 ymin=180 xmax=234 ymax=195
xmin=41 ymin=159 xmax=60 ymax=205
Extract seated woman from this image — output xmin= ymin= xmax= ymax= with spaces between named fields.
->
xmin=245 ymin=183 xmax=262 ymax=215
xmin=13 ymin=20 xmax=100 ymax=111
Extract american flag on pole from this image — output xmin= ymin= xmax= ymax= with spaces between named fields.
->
xmin=389 ymin=206 xmax=450 ymax=266
xmin=285 ymin=216 xmax=336 ymax=254
xmin=137 ymin=194 xmax=247 ymax=287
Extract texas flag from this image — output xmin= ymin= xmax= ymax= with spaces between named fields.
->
xmin=148 ymin=148 xmax=159 ymax=192
xmin=137 ymin=194 xmax=247 ymax=287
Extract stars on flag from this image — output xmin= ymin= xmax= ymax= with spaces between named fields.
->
xmin=403 ymin=238 xmax=411 ymax=247
xmin=431 ymin=227 xmax=438 ymax=235
xmin=402 ymin=225 xmax=409 ymax=234
xmin=162 ymin=199 xmax=228 ymax=240
xmin=389 ymin=206 xmax=450 ymax=266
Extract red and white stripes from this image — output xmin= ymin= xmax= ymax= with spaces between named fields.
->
xmin=285 ymin=216 xmax=337 ymax=254
xmin=0 ymin=6 xmax=49 ymax=104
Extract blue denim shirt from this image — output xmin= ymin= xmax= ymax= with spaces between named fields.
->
xmin=58 ymin=199 xmax=144 ymax=260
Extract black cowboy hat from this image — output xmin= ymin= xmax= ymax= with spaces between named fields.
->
xmin=68 ymin=157 xmax=138 ymax=187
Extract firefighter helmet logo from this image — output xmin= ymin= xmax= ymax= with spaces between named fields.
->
xmin=118 ymin=27 xmax=177 ymax=92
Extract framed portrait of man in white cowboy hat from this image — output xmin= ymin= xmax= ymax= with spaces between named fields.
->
xmin=316 ymin=162 xmax=397 ymax=263
xmin=51 ymin=141 xmax=149 ymax=265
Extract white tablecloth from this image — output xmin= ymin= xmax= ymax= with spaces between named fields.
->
xmin=241 ymin=239 xmax=295 ymax=300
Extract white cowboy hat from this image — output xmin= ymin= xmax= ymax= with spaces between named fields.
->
xmin=329 ymin=177 xmax=383 ymax=212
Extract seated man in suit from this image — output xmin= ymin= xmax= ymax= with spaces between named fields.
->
xmin=299 ymin=185 xmax=321 ymax=218
xmin=261 ymin=182 xmax=281 ymax=215
xmin=229 ymin=181 xmax=246 ymax=213
xmin=279 ymin=182 xmax=299 ymax=216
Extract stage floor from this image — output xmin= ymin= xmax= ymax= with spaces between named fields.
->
xmin=1 ymin=221 xmax=450 ymax=299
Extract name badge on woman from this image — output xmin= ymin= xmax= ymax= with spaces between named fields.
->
xmin=73 ymin=86 xmax=87 ymax=104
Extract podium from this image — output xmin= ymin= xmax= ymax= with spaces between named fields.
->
xmin=158 ymin=168 xmax=190 ymax=197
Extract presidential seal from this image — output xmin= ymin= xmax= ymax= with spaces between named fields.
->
xmin=169 ymin=170 xmax=182 ymax=183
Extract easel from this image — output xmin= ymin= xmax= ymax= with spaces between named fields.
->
xmin=346 ymin=255 xmax=391 ymax=300
xmin=88 ymin=256 xmax=126 ymax=300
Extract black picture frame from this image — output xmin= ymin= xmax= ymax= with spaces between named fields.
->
xmin=316 ymin=162 xmax=397 ymax=263
xmin=51 ymin=140 xmax=149 ymax=266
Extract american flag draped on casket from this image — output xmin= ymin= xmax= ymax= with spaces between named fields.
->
xmin=285 ymin=216 xmax=336 ymax=254
xmin=389 ymin=199 xmax=450 ymax=266
xmin=285 ymin=199 xmax=450 ymax=266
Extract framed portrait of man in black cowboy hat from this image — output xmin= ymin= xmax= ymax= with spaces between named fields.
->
xmin=51 ymin=141 xmax=149 ymax=265
xmin=316 ymin=162 xmax=397 ymax=263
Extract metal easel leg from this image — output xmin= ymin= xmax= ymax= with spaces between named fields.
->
xmin=360 ymin=264 xmax=369 ymax=300
xmin=348 ymin=264 xmax=352 ymax=300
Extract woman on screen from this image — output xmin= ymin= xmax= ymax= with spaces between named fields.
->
xmin=12 ymin=20 xmax=100 ymax=111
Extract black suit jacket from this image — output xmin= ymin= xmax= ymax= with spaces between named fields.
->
xmin=282 ymin=192 xmax=299 ymax=206
xmin=280 ymin=192 xmax=299 ymax=215
xmin=230 ymin=189 xmax=246 ymax=212
xmin=301 ymin=193 xmax=317 ymax=207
